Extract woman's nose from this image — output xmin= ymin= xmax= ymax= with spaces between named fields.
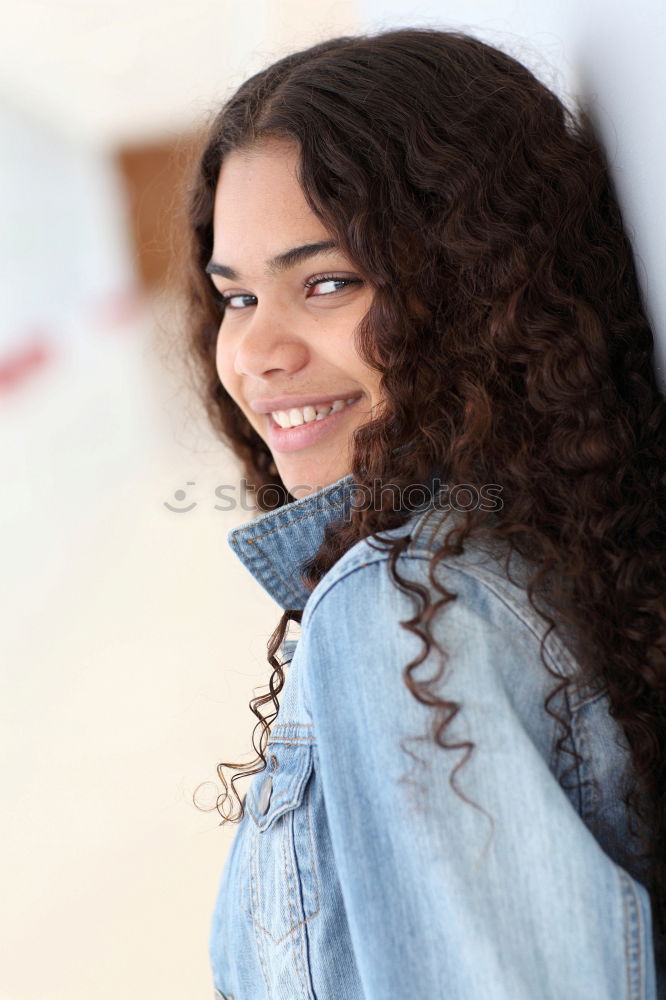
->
xmin=232 ymin=305 xmax=309 ymax=378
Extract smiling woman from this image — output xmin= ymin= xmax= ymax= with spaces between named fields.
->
xmin=205 ymin=140 xmax=381 ymax=496
xmin=181 ymin=27 xmax=666 ymax=1000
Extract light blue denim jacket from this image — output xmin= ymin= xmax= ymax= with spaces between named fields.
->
xmin=210 ymin=472 xmax=664 ymax=1000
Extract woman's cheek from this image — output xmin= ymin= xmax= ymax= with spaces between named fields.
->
xmin=215 ymin=333 xmax=231 ymax=387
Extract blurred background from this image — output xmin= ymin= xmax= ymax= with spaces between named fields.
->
xmin=1 ymin=0 xmax=664 ymax=997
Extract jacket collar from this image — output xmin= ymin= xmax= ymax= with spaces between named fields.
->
xmin=226 ymin=473 xmax=359 ymax=610
xmin=227 ymin=466 xmax=453 ymax=610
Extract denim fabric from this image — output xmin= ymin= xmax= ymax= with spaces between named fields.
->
xmin=210 ymin=472 xmax=665 ymax=999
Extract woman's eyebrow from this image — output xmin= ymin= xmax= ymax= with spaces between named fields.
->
xmin=205 ymin=240 xmax=337 ymax=280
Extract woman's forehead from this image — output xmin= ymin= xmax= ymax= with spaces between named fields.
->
xmin=211 ymin=143 xmax=334 ymax=273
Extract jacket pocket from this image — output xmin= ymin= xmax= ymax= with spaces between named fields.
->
xmin=242 ymin=740 xmax=320 ymax=943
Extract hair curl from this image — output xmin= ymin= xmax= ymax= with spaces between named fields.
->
xmin=181 ymin=28 xmax=666 ymax=934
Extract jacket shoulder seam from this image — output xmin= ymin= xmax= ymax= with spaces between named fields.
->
xmin=303 ymin=545 xmax=578 ymax=682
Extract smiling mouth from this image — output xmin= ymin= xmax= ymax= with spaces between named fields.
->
xmin=268 ymin=396 xmax=360 ymax=428
xmin=265 ymin=396 xmax=362 ymax=453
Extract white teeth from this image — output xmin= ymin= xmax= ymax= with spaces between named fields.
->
xmin=271 ymin=397 xmax=358 ymax=428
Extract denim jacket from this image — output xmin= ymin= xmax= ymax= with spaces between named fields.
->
xmin=210 ymin=472 xmax=664 ymax=1000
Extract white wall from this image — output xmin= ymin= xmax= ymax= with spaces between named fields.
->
xmin=358 ymin=0 xmax=666 ymax=387
xmin=0 ymin=102 xmax=135 ymax=367
xmin=0 ymin=0 xmax=361 ymax=149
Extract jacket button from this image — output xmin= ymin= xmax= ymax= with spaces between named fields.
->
xmin=258 ymin=774 xmax=273 ymax=814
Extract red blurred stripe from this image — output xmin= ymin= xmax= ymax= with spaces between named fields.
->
xmin=0 ymin=335 xmax=54 ymax=392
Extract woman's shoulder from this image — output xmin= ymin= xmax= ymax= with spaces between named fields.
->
xmin=306 ymin=503 xmax=526 ymax=605
xmin=304 ymin=504 xmax=586 ymax=688
xmin=297 ymin=502 xmax=645 ymax=886
xmin=305 ymin=505 xmax=474 ymax=596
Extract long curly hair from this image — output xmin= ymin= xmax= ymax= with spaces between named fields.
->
xmin=182 ymin=28 xmax=666 ymax=932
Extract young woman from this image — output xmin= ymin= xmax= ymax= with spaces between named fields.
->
xmin=183 ymin=28 xmax=666 ymax=1000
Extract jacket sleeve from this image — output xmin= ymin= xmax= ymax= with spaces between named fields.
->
xmin=299 ymin=558 xmax=657 ymax=1000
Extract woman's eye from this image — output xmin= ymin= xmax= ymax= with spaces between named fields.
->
xmin=212 ymin=275 xmax=361 ymax=311
xmin=222 ymin=293 xmax=257 ymax=310
xmin=305 ymin=276 xmax=362 ymax=297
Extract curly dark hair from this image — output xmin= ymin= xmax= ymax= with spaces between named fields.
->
xmin=181 ymin=28 xmax=666 ymax=933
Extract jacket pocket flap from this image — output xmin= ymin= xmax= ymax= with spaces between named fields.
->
xmin=246 ymin=742 xmax=314 ymax=832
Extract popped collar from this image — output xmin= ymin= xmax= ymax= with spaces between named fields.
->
xmin=225 ymin=469 xmax=596 ymax=703
xmin=226 ymin=470 xmax=444 ymax=610
xmin=226 ymin=472 xmax=368 ymax=610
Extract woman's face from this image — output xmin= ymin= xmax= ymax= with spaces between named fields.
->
xmin=208 ymin=139 xmax=383 ymax=498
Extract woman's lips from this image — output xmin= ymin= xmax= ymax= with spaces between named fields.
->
xmin=265 ymin=398 xmax=361 ymax=453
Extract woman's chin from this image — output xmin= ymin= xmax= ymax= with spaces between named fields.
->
xmin=279 ymin=461 xmax=351 ymax=500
